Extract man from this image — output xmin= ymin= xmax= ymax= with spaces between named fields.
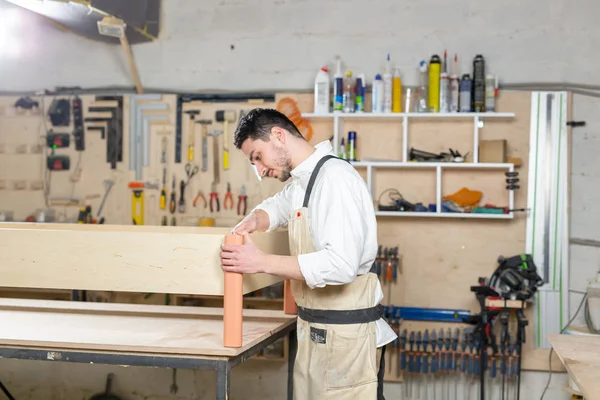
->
xmin=220 ymin=108 xmax=397 ymax=399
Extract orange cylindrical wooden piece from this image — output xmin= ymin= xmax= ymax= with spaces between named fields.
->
xmin=283 ymin=279 xmax=297 ymax=315
xmin=224 ymin=233 xmax=244 ymax=348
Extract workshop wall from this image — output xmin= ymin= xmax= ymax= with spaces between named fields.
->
xmin=1 ymin=0 xmax=598 ymax=398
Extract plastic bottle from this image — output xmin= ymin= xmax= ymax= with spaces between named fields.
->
xmin=392 ymin=67 xmax=402 ymax=113
xmin=333 ymin=57 xmax=343 ymax=112
xmin=383 ymin=54 xmax=393 ymax=113
xmin=313 ymin=66 xmax=330 ymax=114
xmin=342 ymin=70 xmax=355 ymax=113
xmin=372 ymin=74 xmax=384 ymax=113
xmin=416 ymin=61 xmax=428 ymax=113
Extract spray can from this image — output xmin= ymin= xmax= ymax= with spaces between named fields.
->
xmin=428 ymin=55 xmax=441 ymax=112
xmin=392 ymin=67 xmax=402 ymax=113
xmin=449 ymin=74 xmax=459 ymax=112
xmin=355 ymin=75 xmax=364 ymax=112
xmin=473 ymin=55 xmax=485 ymax=112
xmin=459 ymin=74 xmax=472 ymax=112
xmin=485 ymin=74 xmax=497 ymax=112
xmin=347 ymin=131 xmax=357 ymax=161
xmin=372 ymin=74 xmax=384 ymax=113
xmin=333 ymin=57 xmax=343 ymax=112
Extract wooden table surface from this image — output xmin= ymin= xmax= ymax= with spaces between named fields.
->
xmin=0 ymin=298 xmax=296 ymax=357
xmin=548 ymin=333 xmax=600 ymax=399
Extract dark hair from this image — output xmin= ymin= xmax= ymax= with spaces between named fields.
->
xmin=233 ymin=108 xmax=304 ymax=149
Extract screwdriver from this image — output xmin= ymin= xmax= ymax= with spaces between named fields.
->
xmin=398 ymin=329 xmax=407 ymax=397
xmin=178 ymin=179 xmax=186 ymax=213
xmin=169 ymin=173 xmax=176 ymax=214
xmin=160 ymin=167 xmax=167 ymax=210
xmin=431 ymin=330 xmax=437 ymax=400
xmin=415 ymin=331 xmax=422 ymax=397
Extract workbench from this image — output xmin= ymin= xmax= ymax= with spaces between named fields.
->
xmin=0 ymin=298 xmax=297 ymax=399
xmin=548 ymin=333 xmax=600 ymax=399
xmin=0 ymin=223 xmax=297 ymax=398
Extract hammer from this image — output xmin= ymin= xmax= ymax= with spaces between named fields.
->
xmin=215 ymin=110 xmax=236 ymax=170
xmin=196 ymin=119 xmax=212 ymax=172
xmin=207 ymin=129 xmax=223 ymax=184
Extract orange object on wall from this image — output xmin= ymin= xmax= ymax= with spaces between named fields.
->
xmin=224 ymin=233 xmax=244 ymax=347
xmin=276 ymin=97 xmax=313 ymax=142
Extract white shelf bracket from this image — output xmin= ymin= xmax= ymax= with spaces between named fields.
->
xmin=436 ymin=166 xmax=442 ymax=213
xmin=473 ymin=116 xmax=483 ymax=163
xmin=402 ymin=115 xmax=408 ymax=162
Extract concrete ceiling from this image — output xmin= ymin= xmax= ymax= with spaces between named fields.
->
xmin=3 ymin=0 xmax=161 ymax=44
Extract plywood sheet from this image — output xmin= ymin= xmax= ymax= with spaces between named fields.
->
xmin=0 ymin=223 xmax=289 ymax=296
xmin=548 ymin=333 xmax=600 ymax=399
xmin=0 ymin=298 xmax=295 ymax=357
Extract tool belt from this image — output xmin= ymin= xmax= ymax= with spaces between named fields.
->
xmin=297 ymin=304 xmax=384 ymax=324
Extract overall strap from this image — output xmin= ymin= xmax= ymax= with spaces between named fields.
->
xmin=302 ymin=154 xmax=349 ymax=208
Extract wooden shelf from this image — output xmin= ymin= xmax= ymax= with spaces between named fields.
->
xmin=302 ymin=111 xmax=515 ymax=119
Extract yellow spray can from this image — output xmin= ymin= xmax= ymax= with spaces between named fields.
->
xmin=392 ymin=67 xmax=402 ymax=113
xmin=428 ymin=55 xmax=441 ymax=112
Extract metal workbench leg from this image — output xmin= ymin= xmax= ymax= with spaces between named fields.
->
xmin=287 ymin=328 xmax=297 ymax=400
xmin=216 ymin=360 xmax=231 ymax=400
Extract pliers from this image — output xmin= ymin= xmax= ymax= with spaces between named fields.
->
xmin=210 ymin=182 xmax=220 ymax=213
xmin=237 ymin=185 xmax=247 ymax=216
xmin=193 ymin=190 xmax=207 ymax=208
xmin=224 ymin=182 xmax=234 ymax=210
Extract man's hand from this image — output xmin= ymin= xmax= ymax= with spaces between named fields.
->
xmin=220 ymin=232 xmax=267 ymax=274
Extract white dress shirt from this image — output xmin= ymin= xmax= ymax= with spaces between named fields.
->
xmin=252 ymin=140 xmax=397 ymax=348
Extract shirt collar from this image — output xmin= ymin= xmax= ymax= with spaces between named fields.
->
xmin=290 ymin=140 xmax=334 ymax=181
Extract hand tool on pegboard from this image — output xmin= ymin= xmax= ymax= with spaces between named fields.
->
xmin=178 ymin=180 xmax=186 ymax=214
xmin=207 ymin=129 xmax=223 ymax=184
xmin=237 ymin=185 xmax=247 ymax=216
xmin=210 ymin=182 xmax=220 ymax=213
xmin=196 ymin=119 xmax=212 ymax=172
xmin=169 ymin=173 xmax=176 ymax=214
xmin=224 ymin=182 xmax=233 ymax=210
xmin=128 ymin=181 xmax=144 ymax=225
xmin=184 ymin=110 xmax=201 ymax=162
xmin=215 ymin=110 xmax=236 ymax=171
xmin=160 ymin=167 xmax=167 ymax=210
xmin=193 ymin=190 xmax=207 ymax=209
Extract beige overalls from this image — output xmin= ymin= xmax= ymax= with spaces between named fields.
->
xmin=287 ymin=154 xmax=386 ymax=400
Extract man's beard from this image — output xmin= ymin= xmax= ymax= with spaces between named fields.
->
xmin=274 ymin=146 xmax=292 ymax=182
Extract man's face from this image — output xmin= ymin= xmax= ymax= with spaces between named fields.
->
xmin=241 ymin=130 xmax=292 ymax=182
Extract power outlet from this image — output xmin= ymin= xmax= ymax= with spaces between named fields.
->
xmin=47 ymin=155 xmax=70 ymax=171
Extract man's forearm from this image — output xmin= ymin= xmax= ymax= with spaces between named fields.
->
xmin=252 ymin=209 xmax=271 ymax=232
xmin=261 ymin=254 xmax=305 ymax=281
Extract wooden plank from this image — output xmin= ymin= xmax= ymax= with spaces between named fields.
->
xmin=0 ymin=298 xmax=295 ymax=357
xmin=0 ymin=223 xmax=289 ymax=296
xmin=548 ymin=334 xmax=600 ymax=400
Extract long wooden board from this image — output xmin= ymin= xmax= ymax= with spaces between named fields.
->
xmin=0 ymin=298 xmax=295 ymax=357
xmin=0 ymin=223 xmax=290 ymax=296
xmin=548 ymin=333 xmax=600 ymax=399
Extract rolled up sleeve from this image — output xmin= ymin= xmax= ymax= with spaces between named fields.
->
xmin=297 ymin=169 xmax=373 ymax=289
xmin=251 ymin=182 xmax=294 ymax=232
